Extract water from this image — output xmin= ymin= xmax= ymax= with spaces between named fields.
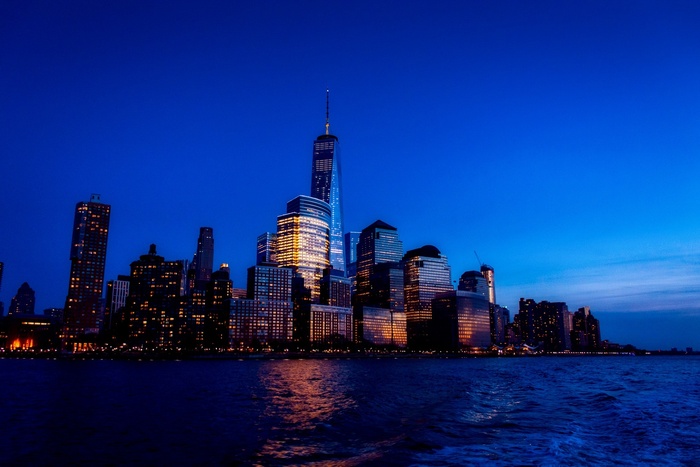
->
xmin=2 ymin=356 xmax=699 ymax=466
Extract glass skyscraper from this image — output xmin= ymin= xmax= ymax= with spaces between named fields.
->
xmin=310 ymin=90 xmax=345 ymax=274
xmin=276 ymin=195 xmax=331 ymax=301
xmin=403 ymin=245 xmax=453 ymax=350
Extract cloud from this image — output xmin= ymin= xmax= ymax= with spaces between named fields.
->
xmin=499 ymin=249 xmax=700 ymax=314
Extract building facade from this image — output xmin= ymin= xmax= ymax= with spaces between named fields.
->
xmin=433 ymin=290 xmax=492 ymax=350
xmin=63 ymin=194 xmax=110 ymax=343
xmin=8 ymin=282 xmax=35 ymax=317
xmin=403 ymin=245 xmax=453 ymax=350
xmin=276 ymin=195 xmax=331 ymax=302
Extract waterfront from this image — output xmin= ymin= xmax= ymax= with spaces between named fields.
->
xmin=2 ymin=356 xmax=699 ymax=465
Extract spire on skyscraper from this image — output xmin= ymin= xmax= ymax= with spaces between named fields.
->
xmin=325 ymin=88 xmax=330 ymax=135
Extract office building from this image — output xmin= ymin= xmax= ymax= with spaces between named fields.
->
xmin=403 ymin=245 xmax=453 ymax=350
xmin=63 ymin=194 xmax=110 ymax=342
xmin=480 ymin=264 xmax=496 ymax=305
xmin=320 ymin=268 xmax=352 ymax=308
xmin=458 ymin=270 xmax=488 ymax=297
xmin=310 ymin=90 xmax=345 ymax=273
xmin=361 ymin=306 xmax=407 ymax=348
xmin=276 ymin=195 xmax=331 ymax=302
xmin=433 ymin=290 xmax=491 ymax=350
xmin=229 ymin=263 xmax=293 ymax=349
xmin=571 ymin=306 xmax=601 ymax=351
xmin=344 ymin=231 xmax=360 ymax=280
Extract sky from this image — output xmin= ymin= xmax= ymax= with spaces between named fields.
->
xmin=1 ymin=0 xmax=700 ymax=350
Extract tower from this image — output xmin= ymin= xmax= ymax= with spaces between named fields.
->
xmin=63 ymin=194 xmax=110 ymax=341
xmin=403 ymin=245 xmax=453 ymax=350
xmin=310 ymin=89 xmax=345 ymax=273
xmin=191 ymin=227 xmax=214 ymax=283
xmin=355 ymin=220 xmax=404 ymax=307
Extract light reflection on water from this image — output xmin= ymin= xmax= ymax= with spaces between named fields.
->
xmin=256 ymin=360 xmax=358 ymax=461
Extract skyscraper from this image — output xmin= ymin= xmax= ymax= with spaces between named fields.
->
xmin=63 ymin=194 xmax=110 ymax=342
xmin=8 ymin=282 xmax=35 ymax=317
xmin=403 ymin=245 xmax=453 ymax=350
xmin=126 ymin=244 xmax=184 ymax=349
xmin=310 ymin=90 xmax=345 ymax=273
xmin=355 ymin=220 xmax=404 ymax=307
xmin=276 ymin=195 xmax=331 ymax=302
xmin=190 ymin=227 xmax=214 ymax=283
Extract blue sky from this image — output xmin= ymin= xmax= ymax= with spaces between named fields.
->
xmin=1 ymin=0 xmax=699 ymax=349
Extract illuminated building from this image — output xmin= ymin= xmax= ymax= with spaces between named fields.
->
xmin=306 ymin=304 xmax=353 ymax=347
xmin=276 ymin=195 xmax=331 ymax=302
xmin=514 ymin=299 xmax=570 ymax=351
xmin=126 ymin=244 xmax=184 ymax=349
xmin=63 ymin=194 xmax=110 ymax=342
xmin=320 ymin=269 xmax=351 ymax=308
xmin=433 ymin=290 xmax=491 ymax=350
xmin=571 ymin=306 xmax=601 ymax=351
xmin=310 ymin=90 xmax=345 ymax=273
xmin=403 ymin=245 xmax=452 ymax=350
xmin=190 ymin=227 xmax=214 ymax=283
xmin=8 ymin=282 xmax=35 ymax=317
xmin=353 ymin=221 xmax=404 ymax=344
xmin=204 ymin=265 xmax=233 ymax=349
xmin=256 ymin=232 xmax=278 ymax=265
xmin=492 ymin=304 xmax=509 ymax=345
xmin=229 ymin=263 xmax=293 ymax=349
xmin=355 ymin=220 xmax=404 ymax=306
xmin=361 ymin=306 xmax=407 ymax=348
xmin=3 ymin=315 xmax=58 ymax=350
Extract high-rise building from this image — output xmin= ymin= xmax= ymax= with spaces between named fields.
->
xmin=276 ymin=195 xmax=331 ymax=302
xmin=458 ymin=271 xmax=488 ymax=297
xmin=403 ymin=245 xmax=453 ymax=350
xmin=190 ymin=227 xmax=214 ymax=283
xmin=480 ymin=264 xmax=496 ymax=305
xmin=63 ymin=194 xmax=110 ymax=341
xmin=320 ymin=268 xmax=352 ymax=308
xmin=256 ymin=232 xmax=278 ymax=265
xmin=310 ymin=90 xmax=345 ymax=273
xmin=126 ymin=244 xmax=184 ymax=349
xmin=433 ymin=290 xmax=491 ymax=350
xmin=361 ymin=306 xmax=407 ymax=348
xmin=514 ymin=299 xmax=570 ymax=351
xmin=8 ymin=282 xmax=35 ymax=317
xmin=355 ymin=220 xmax=404 ymax=307
xmin=229 ymin=263 xmax=293 ymax=349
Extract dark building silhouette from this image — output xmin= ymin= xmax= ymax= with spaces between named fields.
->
xmin=310 ymin=90 xmax=345 ymax=273
xmin=63 ymin=194 xmax=110 ymax=344
xmin=8 ymin=282 xmax=35 ymax=317
xmin=43 ymin=307 xmax=64 ymax=324
xmin=571 ymin=306 xmax=601 ymax=351
xmin=190 ymin=227 xmax=214 ymax=283
xmin=126 ymin=244 xmax=184 ymax=349
xmin=403 ymin=245 xmax=452 ymax=350
xmin=0 ymin=261 xmax=4 ymax=317
xmin=458 ymin=271 xmax=488 ymax=297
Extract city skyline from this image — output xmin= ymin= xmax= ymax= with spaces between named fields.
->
xmin=2 ymin=1 xmax=700 ymax=349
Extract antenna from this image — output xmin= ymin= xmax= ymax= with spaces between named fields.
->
xmin=474 ymin=250 xmax=483 ymax=267
xmin=325 ymin=88 xmax=330 ymax=135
